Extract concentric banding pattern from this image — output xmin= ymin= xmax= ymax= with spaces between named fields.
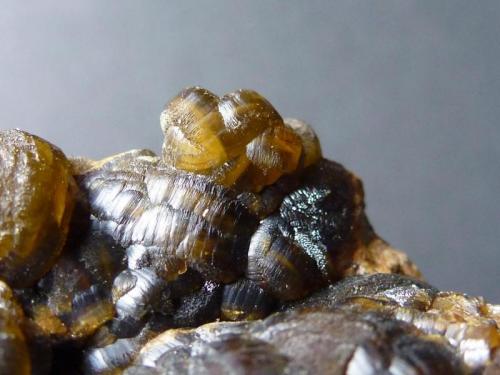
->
xmin=82 ymin=164 xmax=258 ymax=283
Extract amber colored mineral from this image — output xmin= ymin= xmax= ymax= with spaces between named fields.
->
xmin=0 ymin=280 xmax=31 ymax=375
xmin=160 ymin=87 xmax=309 ymax=192
xmin=0 ymin=130 xmax=77 ymax=288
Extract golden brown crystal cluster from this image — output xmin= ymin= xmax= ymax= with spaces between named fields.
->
xmin=0 ymin=87 xmax=497 ymax=374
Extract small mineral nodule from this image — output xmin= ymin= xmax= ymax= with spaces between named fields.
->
xmin=160 ymin=87 xmax=308 ymax=192
xmin=0 ymin=87 xmax=497 ymax=374
xmin=0 ymin=129 xmax=77 ymax=288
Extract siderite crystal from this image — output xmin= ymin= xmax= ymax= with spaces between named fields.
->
xmin=0 ymin=280 xmax=31 ymax=375
xmin=0 ymin=130 xmax=77 ymax=288
xmin=160 ymin=87 xmax=306 ymax=191
xmin=0 ymin=87 xmax=497 ymax=374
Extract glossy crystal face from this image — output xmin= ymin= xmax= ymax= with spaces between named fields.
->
xmin=0 ymin=87 xmax=497 ymax=375
xmin=0 ymin=129 xmax=77 ymax=288
xmin=160 ymin=87 xmax=314 ymax=192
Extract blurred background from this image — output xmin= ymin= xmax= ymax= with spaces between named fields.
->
xmin=1 ymin=1 xmax=498 ymax=301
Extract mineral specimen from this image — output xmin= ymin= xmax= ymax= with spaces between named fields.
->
xmin=0 ymin=280 xmax=31 ymax=375
xmin=160 ymin=87 xmax=308 ymax=191
xmin=124 ymin=274 xmax=500 ymax=374
xmin=0 ymin=130 xmax=77 ymax=288
xmin=0 ymin=87 xmax=497 ymax=374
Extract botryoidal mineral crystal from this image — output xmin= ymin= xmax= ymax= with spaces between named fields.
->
xmin=0 ymin=87 xmax=498 ymax=374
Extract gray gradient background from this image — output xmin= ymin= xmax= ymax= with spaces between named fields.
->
xmin=1 ymin=2 xmax=498 ymax=301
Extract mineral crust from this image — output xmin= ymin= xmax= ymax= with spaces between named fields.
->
xmin=124 ymin=274 xmax=500 ymax=375
xmin=0 ymin=87 xmax=497 ymax=374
